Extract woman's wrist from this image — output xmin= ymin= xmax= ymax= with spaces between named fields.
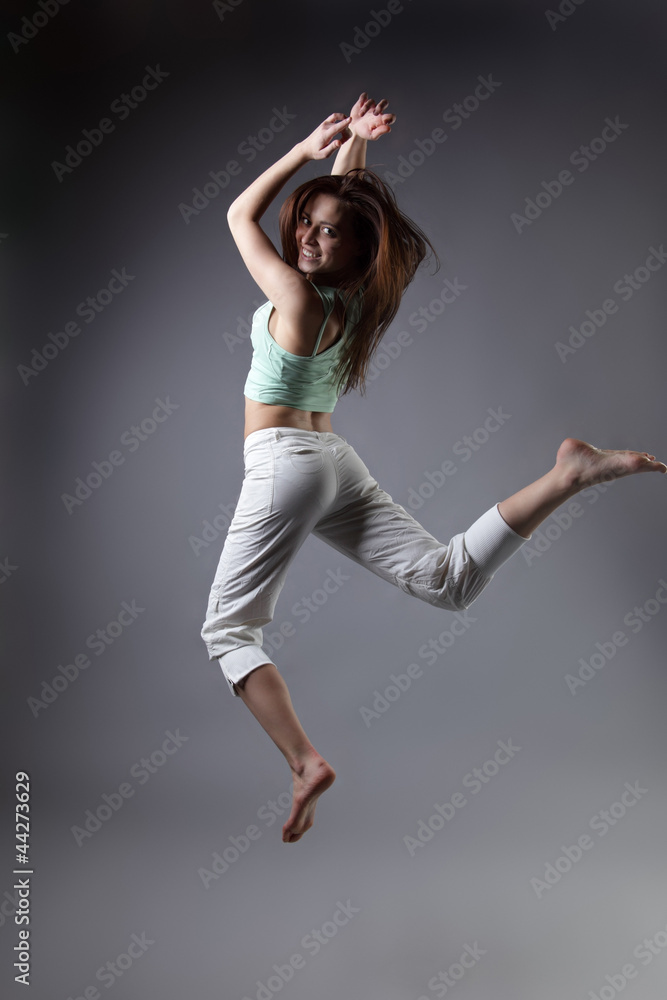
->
xmin=290 ymin=141 xmax=313 ymax=166
xmin=331 ymin=132 xmax=367 ymax=175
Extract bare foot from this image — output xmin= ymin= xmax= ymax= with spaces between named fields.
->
xmin=555 ymin=438 xmax=667 ymax=492
xmin=283 ymin=749 xmax=336 ymax=844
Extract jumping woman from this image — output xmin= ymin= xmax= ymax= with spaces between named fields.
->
xmin=201 ymin=92 xmax=665 ymax=844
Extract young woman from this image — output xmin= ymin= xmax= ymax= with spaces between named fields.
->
xmin=201 ymin=93 xmax=665 ymax=844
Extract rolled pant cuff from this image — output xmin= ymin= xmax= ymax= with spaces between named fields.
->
xmin=215 ymin=645 xmax=275 ymax=698
xmin=464 ymin=503 xmax=530 ymax=578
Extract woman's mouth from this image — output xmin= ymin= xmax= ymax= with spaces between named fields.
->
xmin=300 ymin=247 xmax=321 ymax=259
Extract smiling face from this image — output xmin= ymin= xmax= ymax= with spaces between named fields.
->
xmin=295 ymin=193 xmax=362 ymax=285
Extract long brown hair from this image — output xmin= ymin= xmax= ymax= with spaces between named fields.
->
xmin=278 ymin=168 xmax=440 ymax=397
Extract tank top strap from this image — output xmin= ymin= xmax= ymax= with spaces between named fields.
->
xmin=309 ymin=284 xmax=337 ymax=357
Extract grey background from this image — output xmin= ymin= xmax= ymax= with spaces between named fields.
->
xmin=3 ymin=0 xmax=667 ymax=997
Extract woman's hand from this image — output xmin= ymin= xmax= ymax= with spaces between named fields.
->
xmin=347 ymin=92 xmax=396 ymax=141
xmin=298 ymin=113 xmax=353 ymax=161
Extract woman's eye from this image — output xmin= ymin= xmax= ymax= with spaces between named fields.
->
xmin=300 ymin=218 xmax=336 ymax=237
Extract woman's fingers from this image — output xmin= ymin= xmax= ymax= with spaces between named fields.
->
xmin=300 ymin=114 xmax=354 ymax=160
xmin=314 ymin=120 xmax=353 ymax=158
xmin=316 ymin=115 xmax=351 ymax=145
xmin=340 ymin=93 xmax=396 ymax=141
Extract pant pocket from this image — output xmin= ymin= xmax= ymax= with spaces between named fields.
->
xmin=285 ymin=446 xmax=325 ymax=474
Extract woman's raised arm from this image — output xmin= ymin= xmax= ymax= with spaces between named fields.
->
xmin=226 ymin=113 xmax=352 ymax=312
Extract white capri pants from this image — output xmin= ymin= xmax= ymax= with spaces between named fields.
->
xmin=201 ymin=427 xmax=529 ymax=696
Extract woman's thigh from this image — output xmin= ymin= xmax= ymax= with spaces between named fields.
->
xmin=311 ymin=439 xmax=471 ymax=608
xmin=209 ymin=431 xmax=340 ymax=612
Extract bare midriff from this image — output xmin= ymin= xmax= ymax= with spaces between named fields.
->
xmin=243 ymin=293 xmax=343 ymax=440
xmin=244 ymin=397 xmax=334 ymax=439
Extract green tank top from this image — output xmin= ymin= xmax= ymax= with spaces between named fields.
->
xmin=243 ymin=283 xmax=363 ymax=413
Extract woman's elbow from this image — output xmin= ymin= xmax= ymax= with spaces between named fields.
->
xmin=227 ymin=202 xmax=242 ymax=228
xmin=227 ymin=203 xmax=259 ymax=235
